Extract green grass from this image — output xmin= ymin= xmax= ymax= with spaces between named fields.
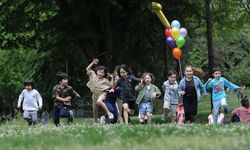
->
xmin=0 ymin=90 xmax=249 ymax=150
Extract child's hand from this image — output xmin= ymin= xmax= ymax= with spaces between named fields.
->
xmin=156 ymin=92 xmax=161 ymax=97
xmin=179 ymin=91 xmax=185 ymax=96
xmin=39 ymin=106 xmax=42 ymax=110
xmin=17 ymin=105 xmax=21 ymax=109
xmin=65 ymin=96 xmax=71 ymax=101
xmin=207 ymin=78 xmax=212 ymax=82
xmin=108 ymin=89 xmax=115 ymax=93
xmin=92 ymin=58 xmax=99 ymax=65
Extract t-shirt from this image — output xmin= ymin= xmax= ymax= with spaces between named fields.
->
xmin=205 ymin=77 xmax=240 ymax=101
xmin=117 ymin=75 xmax=140 ymax=101
xmin=232 ymin=107 xmax=250 ymax=123
xmin=52 ymin=84 xmax=73 ymax=106
xmin=184 ymin=79 xmax=197 ymax=97
xmin=208 ymin=113 xmax=224 ymax=125
xmin=86 ymin=70 xmax=112 ymax=95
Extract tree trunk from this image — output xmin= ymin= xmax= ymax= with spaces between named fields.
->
xmin=205 ymin=0 xmax=214 ymax=110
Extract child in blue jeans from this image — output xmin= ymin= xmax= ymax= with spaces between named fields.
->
xmin=205 ymin=67 xmax=240 ymax=125
xmin=135 ymin=73 xmax=161 ymax=124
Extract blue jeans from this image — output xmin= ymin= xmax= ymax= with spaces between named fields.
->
xmin=53 ymin=105 xmax=73 ymax=126
xmin=213 ymin=100 xmax=221 ymax=126
xmin=105 ymin=101 xmax=118 ymax=124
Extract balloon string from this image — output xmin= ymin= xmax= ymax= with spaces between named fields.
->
xmin=178 ymin=59 xmax=183 ymax=79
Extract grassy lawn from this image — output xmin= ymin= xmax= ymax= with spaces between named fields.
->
xmin=0 ymin=90 xmax=249 ymax=150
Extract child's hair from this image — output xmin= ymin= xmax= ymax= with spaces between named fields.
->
xmin=193 ymin=67 xmax=205 ymax=77
xmin=212 ymin=67 xmax=222 ymax=74
xmin=56 ymin=71 xmax=68 ymax=82
xmin=141 ymin=72 xmax=154 ymax=84
xmin=184 ymin=65 xmax=193 ymax=71
xmin=167 ymin=70 xmax=177 ymax=77
xmin=117 ymin=64 xmax=131 ymax=78
xmin=94 ymin=66 xmax=108 ymax=78
xmin=24 ymin=78 xmax=35 ymax=88
xmin=241 ymin=96 xmax=249 ymax=108
xmin=184 ymin=65 xmax=204 ymax=76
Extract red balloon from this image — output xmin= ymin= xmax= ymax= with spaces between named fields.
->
xmin=165 ymin=28 xmax=171 ymax=37
xmin=172 ymin=48 xmax=182 ymax=60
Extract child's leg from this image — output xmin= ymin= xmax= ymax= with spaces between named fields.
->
xmin=96 ymin=93 xmax=114 ymax=119
xmin=30 ymin=111 xmax=38 ymax=125
xmin=111 ymin=103 xmax=118 ymax=124
xmin=213 ymin=100 xmax=221 ymax=126
xmin=139 ymin=103 xmax=146 ymax=123
xmin=171 ymin=105 xmax=177 ymax=123
xmin=123 ymin=103 xmax=130 ymax=124
xmin=92 ymin=102 xmax=99 ymax=123
xmin=146 ymin=112 xmax=152 ymax=124
xmin=161 ymin=101 xmax=170 ymax=121
xmin=221 ymin=97 xmax=229 ymax=114
xmin=116 ymin=98 xmax=124 ymax=124
xmin=68 ymin=109 xmax=73 ymax=124
xmin=23 ymin=110 xmax=32 ymax=126
xmin=53 ymin=106 xmax=60 ymax=126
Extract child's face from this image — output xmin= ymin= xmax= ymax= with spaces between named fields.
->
xmin=25 ymin=84 xmax=32 ymax=91
xmin=168 ymin=74 xmax=176 ymax=83
xmin=60 ymin=78 xmax=68 ymax=86
xmin=185 ymin=67 xmax=193 ymax=78
xmin=96 ymin=69 xmax=105 ymax=78
xmin=119 ymin=68 xmax=128 ymax=79
xmin=144 ymin=75 xmax=152 ymax=85
xmin=213 ymin=71 xmax=221 ymax=79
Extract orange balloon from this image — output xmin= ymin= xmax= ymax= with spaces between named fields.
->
xmin=172 ymin=48 xmax=182 ymax=60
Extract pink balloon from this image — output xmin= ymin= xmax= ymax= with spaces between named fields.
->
xmin=180 ymin=28 xmax=187 ymax=37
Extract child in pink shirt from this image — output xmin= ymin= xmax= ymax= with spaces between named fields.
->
xmin=232 ymin=97 xmax=250 ymax=123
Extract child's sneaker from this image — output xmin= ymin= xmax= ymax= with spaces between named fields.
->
xmin=107 ymin=112 xmax=114 ymax=119
xmin=100 ymin=115 xmax=106 ymax=124
xmin=69 ymin=110 xmax=73 ymax=118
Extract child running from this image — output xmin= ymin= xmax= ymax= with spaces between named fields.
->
xmin=205 ymin=67 xmax=240 ymax=125
xmin=86 ymin=58 xmax=114 ymax=123
xmin=17 ymin=78 xmax=42 ymax=126
xmin=179 ymin=66 xmax=207 ymax=124
xmin=100 ymin=74 xmax=120 ymax=124
xmin=117 ymin=64 xmax=141 ymax=124
xmin=135 ymin=73 xmax=161 ymax=124
xmin=161 ymin=70 xmax=184 ymax=123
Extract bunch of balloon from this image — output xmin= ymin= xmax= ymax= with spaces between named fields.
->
xmin=165 ymin=20 xmax=188 ymax=78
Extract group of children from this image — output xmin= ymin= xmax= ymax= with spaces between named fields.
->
xmin=17 ymin=58 xmax=249 ymax=126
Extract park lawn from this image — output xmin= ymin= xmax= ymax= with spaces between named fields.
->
xmin=0 ymin=90 xmax=249 ymax=150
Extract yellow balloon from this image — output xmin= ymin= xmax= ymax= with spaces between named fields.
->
xmin=151 ymin=2 xmax=170 ymax=28
xmin=171 ymin=27 xmax=180 ymax=40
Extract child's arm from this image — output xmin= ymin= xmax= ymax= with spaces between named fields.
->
xmin=198 ymin=78 xmax=208 ymax=96
xmin=53 ymin=86 xmax=71 ymax=103
xmin=231 ymin=108 xmax=239 ymax=115
xmin=135 ymin=80 xmax=144 ymax=91
xmin=86 ymin=58 xmax=99 ymax=75
xmin=17 ymin=90 xmax=24 ymax=108
xmin=131 ymin=75 xmax=142 ymax=82
xmin=36 ymin=91 xmax=43 ymax=109
xmin=223 ymin=78 xmax=240 ymax=90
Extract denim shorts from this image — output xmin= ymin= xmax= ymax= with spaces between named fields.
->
xmin=139 ymin=101 xmax=153 ymax=114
